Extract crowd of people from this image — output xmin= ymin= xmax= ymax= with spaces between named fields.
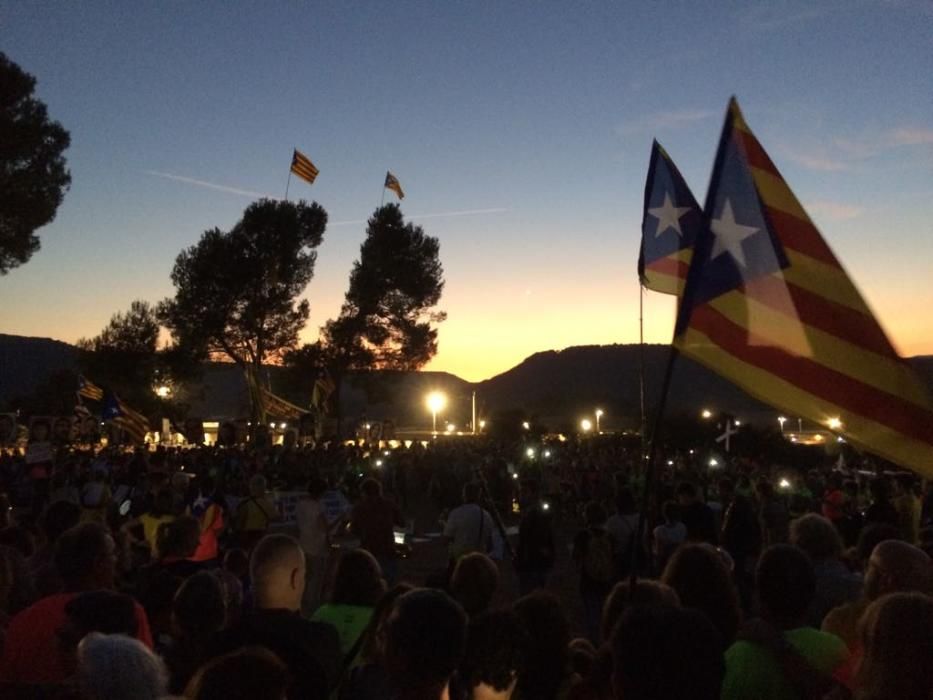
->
xmin=0 ymin=431 xmax=932 ymax=699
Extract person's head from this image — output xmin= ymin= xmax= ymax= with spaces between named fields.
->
xmin=661 ymin=544 xmax=740 ymax=646
xmin=616 ymin=486 xmax=636 ymax=515
xmin=856 ymin=524 xmax=902 ymax=570
xmin=58 ymin=590 xmax=139 ymax=676
xmin=0 ymin=545 xmax=34 ymax=615
xmin=856 ymin=592 xmax=933 ymax=700
xmin=78 ymin=633 xmax=168 ymax=700
xmin=583 ymin=501 xmax=607 ymax=528
xmin=151 ymin=489 xmax=173 ymax=517
xmin=512 ymin=591 xmax=572 ymax=700
xmin=675 ymin=482 xmax=698 ymax=505
xmin=384 ymin=589 xmax=468 ymax=700
xmin=331 ymin=549 xmax=386 ymax=607
xmin=55 ymin=523 xmax=117 ymax=592
xmin=185 ymin=646 xmax=289 ymax=700
xmin=790 ymin=513 xmax=843 ymax=561
xmin=173 ymin=571 xmax=226 ymax=639
xmin=223 ymin=547 xmax=250 ymax=579
xmin=249 ymin=474 xmax=268 ymax=499
xmin=41 ymin=500 xmax=82 ymax=544
xmin=463 ymin=482 xmax=482 ymax=505
xmin=360 ymin=583 xmax=415 ymax=663
xmin=460 ymin=609 xmax=527 ymax=700
xmin=863 ymin=540 xmax=932 ymax=602
xmin=662 ymin=501 xmax=681 ymax=525
xmin=756 ymin=545 xmax=815 ymax=628
xmin=450 ymin=553 xmax=500 ymax=618
xmin=601 ymin=579 xmax=680 ymax=643
xmin=250 ymin=534 xmax=306 ymax=611
xmin=307 ymin=477 xmax=327 ymax=500
xmin=361 ymin=478 xmax=383 ymax=500
xmin=611 ymin=605 xmax=724 ymax=700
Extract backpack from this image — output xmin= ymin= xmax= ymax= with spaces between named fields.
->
xmin=583 ymin=529 xmax=614 ymax=583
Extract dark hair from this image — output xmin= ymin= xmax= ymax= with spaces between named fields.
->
xmin=662 ymin=501 xmax=681 ymax=524
xmin=384 ymin=589 xmax=468 ymax=696
xmin=757 ymin=545 xmax=815 ymax=621
xmin=512 ymin=591 xmax=571 ymax=700
xmin=223 ymin=548 xmax=250 ymax=578
xmin=584 ymin=502 xmax=607 ymax=528
xmin=661 ymin=544 xmax=741 ymax=647
xmin=463 ymin=482 xmax=481 ymax=504
xmin=459 ymin=609 xmax=527 ymax=693
xmin=857 ymin=524 xmax=902 ymax=565
xmin=450 ymin=553 xmax=499 ymax=618
xmin=41 ymin=501 xmax=82 ymax=543
xmin=173 ymin=571 xmax=226 ymax=638
xmin=361 ymin=478 xmax=383 ymax=499
xmin=331 ymin=549 xmax=386 ymax=607
xmin=359 ymin=583 xmax=414 ymax=663
xmin=54 ymin=523 xmax=111 ymax=589
xmin=601 ymin=579 xmax=680 ymax=643
xmin=151 ymin=489 xmax=174 ymax=517
xmin=790 ymin=514 xmax=843 ymax=560
xmin=675 ymin=482 xmax=698 ymax=499
xmin=611 ymin=605 xmax=724 ymax=700
xmin=61 ymin=590 xmax=138 ymax=648
xmin=616 ymin=487 xmax=636 ymax=515
xmin=307 ymin=478 xmax=327 ymax=499
xmin=157 ymin=515 xmax=200 ymax=560
xmin=185 ymin=647 xmax=289 ymax=700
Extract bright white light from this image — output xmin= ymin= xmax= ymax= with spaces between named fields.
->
xmin=445 ymin=424 xmax=454 ymax=433
xmin=791 ymin=436 xmax=798 ymax=442
xmin=580 ymin=418 xmax=593 ymax=432
xmin=827 ymin=417 xmax=843 ymax=430
xmin=155 ymin=385 xmax=171 ymax=398
xmin=279 ymin=423 xmax=287 ymax=430
xmin=709 ymin=458 xmax=719 ymax=467
xmin=375 ymin=459 xmax=383 ymax=467
xmin=384 ymin=451 xmax=390 ymax=456
xmin=734 ymin=419 xmax=741 ymax=426
xmin=479 ymin=420 xmax=486 ymax=429
xmin=543 ymin=450 xmax=551 ymax=458
xmin=522 ymin=421 xmax=530 ymax=430
xmin=512 ymin=473 xmax=519 ymax=480
xmin=269 ymin=422 xmax=275 ymax=428
xmin=426 ymin=391 xmax=447 ymax=413
xmin=526 ymin=447 xmax=535 ymax=458
xmin=542 ymin=502 xmax=550 ymax=511
xmin=837 ymin=436 xmax=845 ymax=443
xmin=689 ymin=449 xmax=695 ymax=455
xmin=701 ymin=409 xmax=713 ymax=419
xmin=667 ymin=460 xmax=674 ymax=466
xmin=779 ymin=478 xmax=791 ymax=489
xmin=595 ymin=409 xmax=604 ymax=418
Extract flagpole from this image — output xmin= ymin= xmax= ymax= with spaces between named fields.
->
xmin=639 ymin=283 xmax=647 ymax=459
xmin=629 ymin=343 xmax=680 ymax=587
xmin=284 ymin=170 xmax=292 ymax=202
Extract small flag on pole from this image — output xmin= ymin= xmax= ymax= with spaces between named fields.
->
xmin=102 ymin=392 xmax=151 ymax=444
xmin=259 ymin=387 xmax=308 ymax=420
xmin=290 ymin=149 xmax=320 ymax=185
xmin=384 ymin=171 xmax=405 ymax=200
xmin=673 ymin=98 xmax=933 ymax=476
xmin=77 ymin=375 xmax=104 ymax=402
xmin=639 ymin=141 xmax=703 ymax=296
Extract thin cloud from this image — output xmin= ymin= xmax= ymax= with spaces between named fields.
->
xmin=805 ymin=199 xmax=865 ymax=222
xmin=780 ymin=147 xmax=849 ymax=172
xmin=617 ymin=109 xmax=715 ymax=136
xmin=145 ymin=170 xmax=276 ymax=199
xmin=330 ymin=207 xmax=508 ymax=227
xmin=888 ymin=127 xmax=933 ymax=146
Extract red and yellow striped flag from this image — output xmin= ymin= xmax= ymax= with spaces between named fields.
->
xmin=259 ymin=387 xmax=307 ymax=420
xmin=674 ymin=98 xmax=933 ymax=475
xmin=290 ymin=149 xmax=319 ymax=185
xmin=384 ymin=171 xmax=404 ymax=200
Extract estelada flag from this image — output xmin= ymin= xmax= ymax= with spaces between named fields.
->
xmin=290 ymin=149 xmax=319 ymax=185
xmin=77 ymin=375 xmax=104 ymax=401
xmin=639 ymin=141 xmax=703 ymax=296
xmin=674 ymin=98 xmax=933 ymax=476
xmin=102 ymin=392 xmax=151 ymax=444
xmin=259 ymin=387 xmax=307 ymax=420
xmin=384 ymin=171 xmax=404 ymax=200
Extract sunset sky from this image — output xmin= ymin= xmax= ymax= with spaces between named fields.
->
xmin=2 ymin=2 xmax=932 ymax=382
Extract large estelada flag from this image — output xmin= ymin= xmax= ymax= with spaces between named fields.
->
xmin=102 ymin=392 xmax=151 ymax=444
xmin=639 ymin=140 xmax=703 ymax=296
xmin=674 ymin=98 xmax=933 ymax=476
xmin=77 ymin=375 xmax=104 ymax=402
xmin=290 ymin=149 xmax=320 ymax=185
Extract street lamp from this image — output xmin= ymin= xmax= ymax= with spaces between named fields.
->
xmin=778 ymin=416 xmax=787 ymax=433
xmin=155 ymin=385 xmax=171 ymax=399
xmin=595 ymin=408 xmax=604 ymax=433
xmin=581 ymin=418 xmax=593 ymax=433
xmin=701 ymin=409 xmax=713 ymax=419
xmin=522 ymin=421 xmax=530 ymax=430
xmin=479 ymin=420 xmax=486 ymax=432
xmin=827 ymin=417 xmax=843 ymax=431
xmin=426 ymin=391 xmax=447 ymax=436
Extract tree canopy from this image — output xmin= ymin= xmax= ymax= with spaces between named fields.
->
xmin=318 ymin=203 xmax=445 ymax=372
xmin=158 ymin=199 xmax=327 ymax=419
xmin=0 ymin=52 xmax=71 ymax=274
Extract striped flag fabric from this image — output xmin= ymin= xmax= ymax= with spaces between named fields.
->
xmin=102 ymin=392 xmax=151 ymax=444
xmin=639 ymin=140 xmax=703 ymax=296
xmin=77 ymin=375 xmax=104 ymax=401
xmin=290 ymin=149 xmax=320 ymax=185
xmin=259 ymin=387 xmax=308 ymax=420
xmin=673 ymin=98 xmax=933 ymax=476
xmin=311 ymin=372 xmax=336 ymax=413
xmin=384 ymin=171 xmax=405 ymax=200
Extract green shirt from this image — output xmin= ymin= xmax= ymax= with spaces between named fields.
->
xmin=722 ymin=627 xmax=848 ymax=700
xmin=311 ymin=603 xmax=373 ymax=656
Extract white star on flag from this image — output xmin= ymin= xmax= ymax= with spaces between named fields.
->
xmin=711 ymin=198 xmax=758 ymax=267
xmin=648 ymin=192 xmax=691 ymax=238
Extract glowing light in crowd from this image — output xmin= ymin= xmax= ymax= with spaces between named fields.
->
xmin=595 ymin=408 xmax=604 ymax=432
xmin=779 ymin=478 xmax=791 ymax=489
xmin=827 ymin=417 xmax=843 ymax=430
xmin=701 ymin=409 xmax=713 ymax=419
xmin=526 ymin=447 xmax=535 ymax=458
xmin=522 ymin=421 xmax=530 ymax=430
xmin=279 ymin=423 xmax=286 ymax=430
xmin=667 ymin=460 xmax=674 ymax=466
xmin=375 ymin=459 xmax=383 ymax=467
xmin=512 ymin=473 xmax=519 ymax=480
xmin=778 ymin=416 xmax=787 ymax=432
xmin=580 ymin=418 xmax=593 ymax=432
xmin=542 ymin=502 xmax=551 ymax=511
xmin=155 ymin=385 xmax=171 ymax=398
xmin=734 ymin=419 xmax=741 ymax=426
xmin=709 ymin=458 xmax=719 ymax=467
xmin=543 ymin=450 xmax=551 ymax=458
xmin=479 ymin=420 xmax=486 ymax=430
